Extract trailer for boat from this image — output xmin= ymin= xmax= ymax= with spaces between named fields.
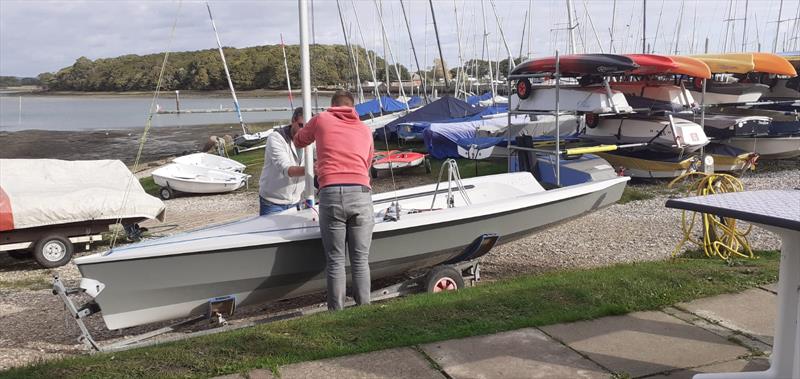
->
xmin=0 ymin=159 xmax=165 ymax=268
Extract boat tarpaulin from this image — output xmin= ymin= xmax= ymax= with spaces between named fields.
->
xmin=355 ymin=96 xmax=407 ymax=117
xmin=380 ymin=96 xmax=486 ymax=137
xmin=0 ymin=159 xmax=166 ymax=231
xmin=467 ymin=92 xmax=494 ymax=105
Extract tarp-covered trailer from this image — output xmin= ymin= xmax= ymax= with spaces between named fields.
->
xmin=0 ymin=159 xmax=166 ymax=268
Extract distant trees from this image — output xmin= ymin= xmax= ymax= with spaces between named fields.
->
xmin=0 ymin=76 xmax=40 ymax=88
xmin=37 ymin=44 xmax=412 ymax=92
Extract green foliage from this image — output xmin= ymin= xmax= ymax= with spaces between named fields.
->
xmin=40 ymin=45 xmax=410 ymax=92
xmin=0 ymin=76 xmax=40 ymax=88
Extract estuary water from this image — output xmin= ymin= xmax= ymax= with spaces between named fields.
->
xmin=0 ymin=94 xmax=329 ymax=132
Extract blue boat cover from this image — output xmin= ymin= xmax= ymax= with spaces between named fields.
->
xmin=407 ymin=96 xmax=423 ymax=108
xmin=355 ymin=96 xmax=408 ymax=117
xmin=379 ymin=96 xmax=486 ymax=138
xmin=467 ymin=92 xmax=493 ymax=105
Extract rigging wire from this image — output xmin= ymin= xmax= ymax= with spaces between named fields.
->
xmin=110 ymin=0 xmax=182 ymax=250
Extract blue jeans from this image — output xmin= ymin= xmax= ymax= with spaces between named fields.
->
xmin=318 ymin=185 xmax=374 ymax=310
xmin=259 ymin=197 xmax=298 ymax=216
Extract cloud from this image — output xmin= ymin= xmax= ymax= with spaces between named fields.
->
xmin=0 ymin=0 xmax=794 ymax=77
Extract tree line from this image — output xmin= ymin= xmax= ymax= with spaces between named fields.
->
xmin=36 ymin=44 xmax=418 ymax=92
xmin=0 ymin=76 xmax=40 ymax=88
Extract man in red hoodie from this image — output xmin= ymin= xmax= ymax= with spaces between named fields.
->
xmin=294 ymin=90 xmax=375 ymax=311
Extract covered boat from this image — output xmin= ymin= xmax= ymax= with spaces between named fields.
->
xmin=1 ymin=159 xmax=165 ymax=267
xmin=583 ymin=115 xmax=709 ymax=153
xmin=689 ymin=53 xmax=798 ymax=105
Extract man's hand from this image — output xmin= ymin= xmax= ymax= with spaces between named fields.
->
xmin=288 ymin=166 xmax=306 ymax=177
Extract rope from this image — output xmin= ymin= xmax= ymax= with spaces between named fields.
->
xmin=668 ymin=171 xmax=754 ymax=260
xmin=109 ymin=1 xmax=182 ymax=250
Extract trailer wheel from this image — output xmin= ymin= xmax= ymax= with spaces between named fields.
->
xmin=7 ymin=250 xmax=32 ymax=260
xmin=425 ymin=266 xmax=465 ymax=293
xmin=159 ymin=186 xmax=174 ymax=200
xmin=33 ymin=235 xmax=73 ymax=268
xmin=370 ymin=166 xmax=379 ymax=179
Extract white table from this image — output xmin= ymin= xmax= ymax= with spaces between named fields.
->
xmin=666 ymin=190 xmax=800 ymax=379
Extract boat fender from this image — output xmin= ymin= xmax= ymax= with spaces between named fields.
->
xmin=79 ymin=278 xmax=106 ymax=298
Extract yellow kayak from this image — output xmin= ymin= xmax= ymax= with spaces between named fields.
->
xmin=691 ymin=53 xmax=797 ymax=76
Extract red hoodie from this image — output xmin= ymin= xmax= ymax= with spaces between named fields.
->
xmin=294 ymin=106 xmax=374 ymax=189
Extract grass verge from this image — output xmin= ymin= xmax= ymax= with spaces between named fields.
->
xmin=2 ymin=251 xmax=779 ymax=379
xmin=618 ymin=186 xmax=657 ymax=204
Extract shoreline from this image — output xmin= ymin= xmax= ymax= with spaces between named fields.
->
xmin=0 ymin=87 xmax=339 ymax=98
xmin=0 ymin=122 xmax=281 ymax=164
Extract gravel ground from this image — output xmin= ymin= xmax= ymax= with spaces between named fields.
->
xmin=1 ymin=159 xmax=797 ymax=370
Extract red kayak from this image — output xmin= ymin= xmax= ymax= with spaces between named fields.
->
xmin=510 ymin=54 xmax=639 ymax=77
xmin=371 ymin=150 xmax=431 ymax=178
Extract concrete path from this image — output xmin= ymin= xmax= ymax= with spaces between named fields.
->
xmin=217 ymin=285 xmax=778 ymax=379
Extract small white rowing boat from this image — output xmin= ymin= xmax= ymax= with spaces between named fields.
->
xmin=151 ymin=163 xmax=250 ymax=199
xmin=173 ymin=153 xmax=246 ymax=173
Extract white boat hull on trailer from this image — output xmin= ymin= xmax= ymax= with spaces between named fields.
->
xmin=73 ymin=172 xmax=628 ymax=330
xmin=173 ymin=153 xmax=246 ymax=173
xmin=583 ymin=116 xmax=710 ymax=153
xmin=151 ymin=163 xmax=250 ymax=195
xmin=513 ymin=86 xmax=634 ymax=114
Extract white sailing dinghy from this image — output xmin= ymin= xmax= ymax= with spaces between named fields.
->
xmin=151 ymin=163 xmax=250 ymax=199
xmin=173 ymin=152 xmax=246 ymax=173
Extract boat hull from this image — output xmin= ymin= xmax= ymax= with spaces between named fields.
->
xmin=584 ymin=116 xmax=709 ymax=153
xmin=595 ymin=152 xmax=697 ymax=179
xmin=723 ymin=136 xmax=800 ymax=160
xmin=78 ymin=175 xmax=628 ymax=330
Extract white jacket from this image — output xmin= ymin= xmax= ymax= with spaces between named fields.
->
xmin=259 ymin=128 xmax=305 ymax=204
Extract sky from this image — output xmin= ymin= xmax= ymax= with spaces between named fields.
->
xmin=1 ymin=0 xmax=798 ymax=78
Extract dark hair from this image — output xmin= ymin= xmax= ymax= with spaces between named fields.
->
xmin=291 ymin=107 xmax=304 ymax=122
xmin=330 ymin=90 xmax=355 ymax=107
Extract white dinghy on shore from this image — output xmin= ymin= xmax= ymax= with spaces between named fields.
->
xmin=173 ymin=152 xmax=246 ymax=173
xmin=151 ymin=163 xmax=250 ymax=199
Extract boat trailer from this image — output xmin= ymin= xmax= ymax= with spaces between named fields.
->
xmin=53 ymin=253 xmax=490 ymax=353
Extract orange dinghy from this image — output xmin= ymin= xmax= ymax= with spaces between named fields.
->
xmin=371 ymin=150 xmax=431 ymax=178
xmin=626 ymin=54 xmax=711 ymax=79
xmin=667 ymin=56 xmax=712 ymax=79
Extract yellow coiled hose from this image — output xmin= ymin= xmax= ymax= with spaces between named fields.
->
xmin=668 ymin=172 xmax=754 ymax=260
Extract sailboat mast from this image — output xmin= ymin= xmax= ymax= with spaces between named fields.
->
xmin=429 ymin=0 xmax=450 ymax=92
xmin=280 ymin=34 xmax=294 ymax=109
xmin=642 ymin=0 xmax=647 ymax=53
xmin=205 ymin=2 xmax=247 ymax=135
xmin=489 ymin=0 xmax=516 ymax=72
xmin=566 ymin=0 xmax=576 ymax=54
xmin=609 ymin=0 xmax=616 ymax=52
xmin=399 ymin=0 xmax=428 ymax=103
xmin=349 ymin=0 xmax=382 ymax=110
xmin=584 ymin=1 xmax=605 ymax=53
xmin=335 ymin=0 xmax=360 ymax=100
xmin=773 ymin=0 xmax=783 ymax=53
xmin=298 ymin=0 xmax=314 ymax=200
xmin=480 ymin=0 xmax=495 ymax=99
xmin=373 ymin=0 xmax=410 ymax=111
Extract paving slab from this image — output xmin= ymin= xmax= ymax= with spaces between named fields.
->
xmin=678 ymin=288 xmax=775 ymax=345
xmin=277 ymin=347 xmax=444 ymax=379
xmin=647 ymin=358 xmax=770 ymax=378
xmin=421 ymin=328 xmax=608 ymax=379
xmin=541 ymin=311 xmax=749 ymax=378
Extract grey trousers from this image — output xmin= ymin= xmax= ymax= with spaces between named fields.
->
xmin=318 ymin=185 xmax=375 ymax=310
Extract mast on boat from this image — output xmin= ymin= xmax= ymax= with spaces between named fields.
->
xmin=373 ymin=0 xmax=410 ymax=111
xmin=773 ymin=0 xmax=784 ymax=53
xmin=298 ymin=0 xmax=315 ymax=202
xmin=429 ymin=0 xmax=450 ymax=93
xmin=480 ymin=0 xmax=496 ymax=100
xmin=335 ymin=0 xmax=361 ymax=101
xmin=609 ymin=0 xmax=616 ymax=53
xmin=566 ymin=0 xmax=576 ymax=54
xmin=399 ymin=0 xmax=428 ymax=103
xmin=205 ymin=2 xmax=248 ymax=136
xmin=642 ymin=0 xmax=646 ymax=53
xmin=489 ymin=0 xmax=516 ymax=74
xmin=280 ymin=34 xmax=294 ymax=109
xmin=349 ymin=0 xmax=383 ymax=112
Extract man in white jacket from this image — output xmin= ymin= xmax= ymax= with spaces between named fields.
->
xmin=258 ymin=107 xmax=306 ymax=215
